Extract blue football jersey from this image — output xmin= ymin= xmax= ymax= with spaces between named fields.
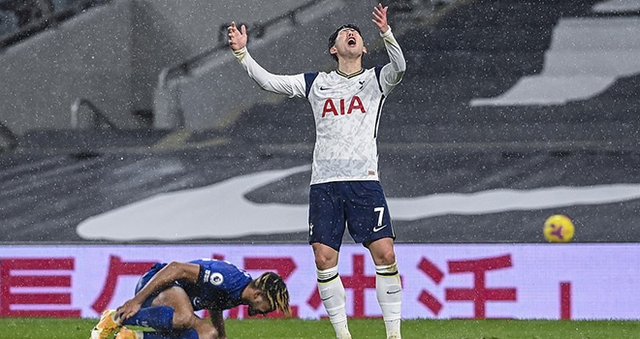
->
xmin=176 ymin=259 xmax=252 ymax=311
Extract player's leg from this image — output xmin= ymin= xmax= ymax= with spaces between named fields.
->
xmin=309 ymin=183 xmax=351 ymax=339
xmin=120 ymin=264 xmax=178 ymax=331
xmin=120 ymin=286 xmax=217 ymax=339
xmin=312 ymin=243 xmax=351 ymax=339
xmin=345 ymin=181 xmax=402 ymax=339
xmin=154 ymin=286 xmax=219 ymax=339
xmin=91 ymin=264 xmax=167 ymax=339
xmin=115 ymin=327 xmax=199 ymax=339
xmin=367 ymin=238 xmax=402 ymax=339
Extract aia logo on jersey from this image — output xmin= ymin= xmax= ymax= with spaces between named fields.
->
xmin=322 ymin=96 xmax=366 ymax=117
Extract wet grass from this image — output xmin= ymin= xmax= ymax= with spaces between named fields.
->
xmin=0 ymin=317 xmax=639 ymax=339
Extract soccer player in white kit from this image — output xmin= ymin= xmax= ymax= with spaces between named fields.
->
xmin=228 ymin=4 xmax=405 ymax=339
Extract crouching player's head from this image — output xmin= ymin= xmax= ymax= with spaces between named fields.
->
xmin=247 ymin=272 xmax=291 ymax=317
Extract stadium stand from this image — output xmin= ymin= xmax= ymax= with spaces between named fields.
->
xmin=0 ymin=0 xmax=109 ymax=45
xmin=1 ymin=0 xmax=640 ymax=244
xmin=0 ymin=6 xmax=18 ymax=36
xmin=231 ymin=0 xmax=640 ymax=148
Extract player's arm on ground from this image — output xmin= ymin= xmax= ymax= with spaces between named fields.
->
xmin=208 ymin=308 xmax=227 ymax=339
xmin=373 ymin=4 xmax=406 ymax=93
xmin=116 ymin=262 xmax=200 ymax=320
xmin=227 ymin=20 xmax=306 ymax=98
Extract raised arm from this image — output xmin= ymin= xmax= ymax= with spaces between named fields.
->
xmin=372 ymin=3 xmax=406 ymax=94
xmin=227 ymin=21 xmax=306 ymax=98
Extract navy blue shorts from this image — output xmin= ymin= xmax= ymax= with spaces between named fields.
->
xmin=308 ymin=181 xmax=395 ymax=251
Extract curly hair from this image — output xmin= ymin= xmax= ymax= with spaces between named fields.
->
xmin=253 ymin=271 xmax=291 ymax=316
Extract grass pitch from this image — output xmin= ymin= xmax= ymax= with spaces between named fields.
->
xmin=0 ymin=317 xmax=638 ymax=339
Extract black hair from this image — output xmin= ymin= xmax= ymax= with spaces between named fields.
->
xmin=328 ymin=24 xmax=362 ymax=61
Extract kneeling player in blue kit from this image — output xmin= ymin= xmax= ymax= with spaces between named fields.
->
xmin=91 ymin=258 xmax=290 ymax=339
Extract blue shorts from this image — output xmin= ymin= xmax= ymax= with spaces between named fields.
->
xmin=308 ymin=181 xmax=395 ymax=251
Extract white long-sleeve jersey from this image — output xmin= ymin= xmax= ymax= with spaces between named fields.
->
xmin=234 ymin=28 xmax=406 ymax=185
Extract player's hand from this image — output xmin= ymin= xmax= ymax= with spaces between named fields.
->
xmin=116 ymin=299 xmax=141 ymax=321
xmin=372 ymin=3 xmax=389 ymax=34
xmin=228 ymin=21 xmax=247 ymax=51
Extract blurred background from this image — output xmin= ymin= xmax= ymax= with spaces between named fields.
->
xmin=1 ymin=0 xmax=639 ymax=244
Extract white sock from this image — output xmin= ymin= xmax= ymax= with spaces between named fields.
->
xmin=317 ymin=266 xmax=351 ymax=339
xmin=376 ymin=261 xmax=402 ymax=339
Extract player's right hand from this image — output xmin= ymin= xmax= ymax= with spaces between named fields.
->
xmin=372 ymin=3 xmax=389 ymax=34
xmin=116 ymin=299 xmax=141 ymax=321
xmin=228 ymin=21 xmax=247 ymax=51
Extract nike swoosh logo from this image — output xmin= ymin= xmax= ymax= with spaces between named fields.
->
xmin=386 ymin=289 xmax=401 ymax=295
xmin=77 ymin=166 xmax=640 ymax=241
xmin=373 ymin=225 xmax=387 ymax=232
xmin=320 ymin=86 xmax=330 ymax=90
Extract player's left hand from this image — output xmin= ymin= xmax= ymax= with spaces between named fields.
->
xmin=372 ymin=3 xmax=389 ymax=34
xmin=228 ymin=21 xmax=247 ymax=51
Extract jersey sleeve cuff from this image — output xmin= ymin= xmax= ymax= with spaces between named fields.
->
xmin=233 ymin=47 xmax=248 ymax=62
xmin=380 ymin=26 xmax=393 ymax=38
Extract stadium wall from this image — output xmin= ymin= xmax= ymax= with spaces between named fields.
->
xmin=153 ymin=0 xmax=380 ymax=130
xmin=0 ymin=243 xmax=638 ymax=320
xmin=0 ymin=0 xmax=135 ymax=136
xmin=0 ymin=0 xmax=329 ymax=135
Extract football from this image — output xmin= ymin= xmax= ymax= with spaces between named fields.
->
xmin=543 ymin=214 xmax=575 ymax=243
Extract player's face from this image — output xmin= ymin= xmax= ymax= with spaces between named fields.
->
xmin=247 ymin=294 xmax=274 ymax=316
xmin=331 ymin=28 xmax=366 ymax=59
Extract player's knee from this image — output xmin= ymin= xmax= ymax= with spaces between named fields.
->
xmin=367 ymin=239 xmax=397 ymax=265
xmin=197 ymin=328 xmax=219 ymax=339
xmin=371 ymin=249 xmax=396 ymax=266
xmin=171 ymin=311 xmax=196 ymax=329
xmin=380 ymin=251 xmax=396 ymax=265
xmin=313 ymin=247 xmax=339 ymax=269
xmin=191 ymin=320 xmax=219 ymax=339
xmin=314 ymin=255 xmax=327 ymax=269
xmin=314 ymin=254 xmax=338 ymax=270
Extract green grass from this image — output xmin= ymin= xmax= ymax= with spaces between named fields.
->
xmin=0 ymin=317 xmax=639 ymax=339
